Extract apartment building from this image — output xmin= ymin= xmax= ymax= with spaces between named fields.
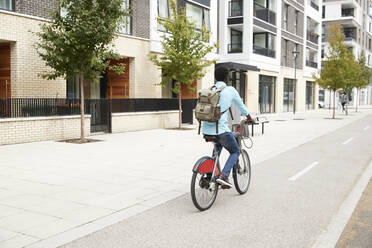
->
xmin=322 ymin=0 xmax=372 ymax=107
xmin=218 ymin=0 xmax=322 ymax=114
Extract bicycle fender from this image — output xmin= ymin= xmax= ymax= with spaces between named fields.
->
xmin=192 ymin=156 xmax=220 ymax=175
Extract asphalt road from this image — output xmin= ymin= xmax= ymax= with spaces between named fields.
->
xmin=61 ymin=114 xmax=372 ymax=248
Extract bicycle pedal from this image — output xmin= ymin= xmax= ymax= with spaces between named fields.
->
xmin=221 ymin=185 xmax=231 ymax=190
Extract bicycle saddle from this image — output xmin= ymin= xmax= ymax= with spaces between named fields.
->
xmin=203 ymin=135 xmax=218 ymax=143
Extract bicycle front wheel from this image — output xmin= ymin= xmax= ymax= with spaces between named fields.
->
xmin=233 ymin=149 xmax=251 ymax=194
xmin=191 ymin=171 xmax=219 ymax=211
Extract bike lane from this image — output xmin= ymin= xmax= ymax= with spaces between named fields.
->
xmin=59 ymin=114 xmax=372 ymax=248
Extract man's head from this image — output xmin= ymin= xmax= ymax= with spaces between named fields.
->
xmin=215 ymin=66 xmax=229 ymax=82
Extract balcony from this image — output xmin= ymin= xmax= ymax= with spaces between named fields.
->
xmin=310 ymin=1 xmax=319 ymax=11
xmin=306 ymin=60 xmax=318 ymax=68
xmin=307 ymin=31 xmax=319 ymax=44
xmin=228 ymin=43 xmax=243 ymax=53
xmin=253 ymin=44 xmax=276 ymax=58
xmin=229 ymin=0 xmax=243 ymax=17
xmin=342 ymin=8 xmax=354 ymax=17
xmin=343 ymin=28 xmax=356 ymax=41
xmin=254 ymin=3 xmax=276 ymax=26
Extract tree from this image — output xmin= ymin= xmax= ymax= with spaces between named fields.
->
xmin=341 ymin=49 xmax=360 ymax=115
xmin=314 ymin=24 xmax=353 ymax=119
xmin=150 ymin=0 xmax=217 ymax=129
xmin=35 ymin=0 xmax=129 ymax=141
xmin=355 ymin=52 xmax=372 ymax=112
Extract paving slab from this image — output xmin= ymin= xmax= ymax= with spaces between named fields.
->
xmin=0 ymin=107 xmax=371 ymax=248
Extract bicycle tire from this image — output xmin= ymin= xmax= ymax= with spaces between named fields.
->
xmin=191 ymin=169 xmax=219 ymax=211
xmin=233 ymin=149 xmax=251 ymax=194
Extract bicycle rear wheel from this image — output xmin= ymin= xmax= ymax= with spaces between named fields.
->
xmin=233 ymin=149 xmax=251 ymax=194
xmin=191 ymin=171 xmax=219 ymax=211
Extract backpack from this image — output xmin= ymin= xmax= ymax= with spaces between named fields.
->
xmin=195 ymin=85 xmax=231 ymax=134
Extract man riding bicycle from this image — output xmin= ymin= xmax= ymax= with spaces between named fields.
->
xmin=202 ymin=66 xmax=254 ymax=188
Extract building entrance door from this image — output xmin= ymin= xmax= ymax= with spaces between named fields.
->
xmin=259 ymin=75 xmax=275 ymax=113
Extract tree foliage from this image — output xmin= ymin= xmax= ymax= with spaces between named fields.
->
xmin=314 ymin=24 xmax=358 ymax=118
xmin=150 ymin=0 xmax=217 ymax=128
xmin=35 ymin=0 xmax=130 ymax=140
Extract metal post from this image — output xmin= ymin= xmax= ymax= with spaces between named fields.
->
xmin=292 ymin=50 xmax=299 ymax=115
xmin=294 ymin=57 xmax=297 ymax=115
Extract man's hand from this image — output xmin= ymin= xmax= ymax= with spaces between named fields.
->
xmin=245 ymin=115 xmax=255 ymax=124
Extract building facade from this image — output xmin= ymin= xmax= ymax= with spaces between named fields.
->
xmin=218 ymin=0 xmax=322 ymax=114
xmin=322 ymin=0 xmax=372 ymax=107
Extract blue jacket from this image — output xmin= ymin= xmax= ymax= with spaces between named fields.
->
xmin=202 ymin=81 xmax=249 ymax=135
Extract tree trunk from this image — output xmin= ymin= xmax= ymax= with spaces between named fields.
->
xmin=178 ymin=91 xmax=182 ymax=129
xmin=80 ymin=72 xmax=85 ymax=141
xmin=329 ymin=90 xmax=331 ymax=110
xmin=345 ymin=93 xmax=349 ymax=116
xmin=333 ymin=90 xmax=336 ymax=119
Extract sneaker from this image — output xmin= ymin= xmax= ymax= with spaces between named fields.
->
xmin=216 ymin=175 xmax=232 ymax=188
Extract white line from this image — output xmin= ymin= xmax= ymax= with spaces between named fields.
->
xmin=311 ymin=160 xmax=372 ymax=248
xmin=342 ymin=137 xmax=354 ymax=145
xmin=289 ymin=162 xmax=319 ymax=181
xmin=364 ymin=126 xmax=370 ymax=131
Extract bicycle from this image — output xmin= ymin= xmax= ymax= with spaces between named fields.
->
xmin=191 ymin=119 xmax=253 ymax=211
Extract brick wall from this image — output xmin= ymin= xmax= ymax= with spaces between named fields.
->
xmin=15 ymin=0 xmax=57 ymax=19
xmin=132 ymin=0 xmax=150 ymax=39
xmin=0 ymin=115 xmax=91 ymax=145
xmin=0 ymin=12 xmax=66 ymax=98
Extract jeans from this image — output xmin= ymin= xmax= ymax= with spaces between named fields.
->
xmin=214 ymin=132 xmax=240 ymax=177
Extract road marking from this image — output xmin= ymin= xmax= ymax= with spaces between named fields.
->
xmin=311 ymin=161 xmax=372 ymax=248
xmin=364 ymin=126 xmax=370 ymax=131
xmin=289 ymin=162 xmax=319 ymax=181
xmin=342 ymin=137 xmax=354 ymax=145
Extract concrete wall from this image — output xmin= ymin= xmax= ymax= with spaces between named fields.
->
xmin=0 ymin=115 xmax=91 ymax=145
xmin=112 ymin=111 xmax=179 ymax=132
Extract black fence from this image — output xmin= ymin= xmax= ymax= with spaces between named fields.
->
xmin=0 ymin=98 xmax=197 ymax=124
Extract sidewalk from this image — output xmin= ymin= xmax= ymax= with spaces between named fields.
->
xmin=336 ymin=178 xmax=372 ymax=248
xmin=0 ymin=107 xmax=371 ymax=248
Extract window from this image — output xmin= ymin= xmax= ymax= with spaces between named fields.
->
xmin=283 ymin=4 xmax=288 ymax=31
xmin=294 ymin=10 xmax=299 ymax=35
xmin=284 ymin=39 xmax=288 ymax=66
xmin=253 ymin=32 xmax=276 ymax=58
xmin=322 ymin=5 xmax=325 ymax=18
xmin=186 ymin=3 xmax=210 ymax=31
xmin=118 ymin=0 xmax=132 ymax=35
xmin=283 ymin=78 xmax=295 ymax=112
xmin=229 ymin=29 xmax=243 ymax=53
xmin=158 ymin=0 xmax=171 ymax=31
xmin=0 ymin=0 xmax=12 ymax=11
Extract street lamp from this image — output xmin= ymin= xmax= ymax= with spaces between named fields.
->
xmin=292 ymin=50 xmax=299 ymax=115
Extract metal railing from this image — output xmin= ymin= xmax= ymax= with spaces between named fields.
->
xmin=229 ymin=0 xmax=243 ymax=17
xmin=343 ymin=28 xmax=356 ymax=40
xmin=342 ymin=8 xmax=354 ymax=17
xmin=253 ymin=45 xmax=276 ymax=58
xmin=306 ymin=60 xmax=318 ymax=68
xmin=254 ymin=2 xmax=276 ymax=25
xmin=307 ymin=31 xmax=319 ymax=44
xmin=0 ymin=98 xmax=197 ymax=121
xmin=228 ymin=43 xmax=243 ymax=53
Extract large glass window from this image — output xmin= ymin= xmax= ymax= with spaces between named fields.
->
xmin=186 ymin=3 xmax=210 ymax=31
xmin=283 ymin=78 xmax=295 ymax=112
xmin=158 ymin=0 xmax=171 ymax=31
xmin=229 ymin=29 xmax=243 ymax=53
xmin=283 ymin=4 xmax=288 ymax=31
xmin=306 ymin=81 xmax=315 ymax=110
xmin=0 ymin=0 xmax=12 ymax=10
xmin=259 ymin=75 xmax=275 ymax=113
xmin=253 ymin=32 xmax=276 ymax=58
xmin=118 ymin=0 xmax=132 ymax=35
